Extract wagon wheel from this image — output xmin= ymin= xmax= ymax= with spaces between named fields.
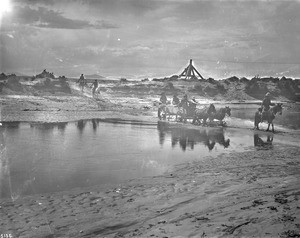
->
xmin=181 ymin=110 xmax=188 ymax=123
xmin=218 ymin=120 xmax=227 ymax=127
xmin=157 ymin=106 xmax=163 ymax=120
xmin=176 ymin=110 xmax=183 ymax=122
xmin=158 ymin=106 xmax=167 ymax=120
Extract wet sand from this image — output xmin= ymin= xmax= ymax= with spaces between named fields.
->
xmin=1 ymin=93 xmax=300 ymax=238
xmin=1 ymin=146 xmax=299 ymax=238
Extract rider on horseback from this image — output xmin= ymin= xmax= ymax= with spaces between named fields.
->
xmin=92 ymin=79 xmax=99 ymax=97
xmin=261 ymin=92 xmax=274 ymax=121
xmin=78 ymin=74 xmax=85 ymax=83
xmin=78 ymin=74 xmax=86 ymax=92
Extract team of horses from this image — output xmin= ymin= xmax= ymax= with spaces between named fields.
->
xmin=158 ymin=102 xmax=231 ymax=126
xmin=158 ymin=101 xmax=283 ymax=132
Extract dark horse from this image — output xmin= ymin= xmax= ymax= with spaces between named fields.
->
xmin=210 ymin=106 xmax=231 ymax=125
xmin=255 ymin=103 xmax=283 ymax=133
xmin=192 ymin=104 xmax=217 ymax=125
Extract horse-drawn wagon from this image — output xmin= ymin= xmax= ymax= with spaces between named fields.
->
xmin=158 ymin=102 xmax=231 ymax=126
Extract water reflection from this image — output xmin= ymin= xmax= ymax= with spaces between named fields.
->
xmin=29 ymin=122 xmax=68 ymax=132
xmin=30 ymin=122 xmax=55 ymax=130
xmin=254 ymin=133 xmax=273 ymax=150
xmin=57 ymin=122 xmax=68 ymax=133
xmin=1 ymin=121 xmax=20 ymax=129
xmin=77 ymin=120 xmax=87 ymax=134
xmin=157 ymin=121 xmax=230 ymax=151
xmin=3 ymin=119 xmax=294 ymax=199
xmin=91 ymin=119 xmax=99 ymax=132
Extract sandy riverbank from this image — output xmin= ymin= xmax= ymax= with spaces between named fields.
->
xmin=1 ymin=144 xmax=299 ymax=238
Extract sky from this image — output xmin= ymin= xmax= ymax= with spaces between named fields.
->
xmin=0 ymin=0 xmax=300 ymax=79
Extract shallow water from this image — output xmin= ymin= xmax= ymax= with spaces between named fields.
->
xmin=227 ymin=103 xmax=300 ymax=130
xmin=0 ymin=119 xmax=299 ymax=199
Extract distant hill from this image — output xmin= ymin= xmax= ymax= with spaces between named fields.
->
xmin=11 ymin=72 xmax=30 ymax=77
xmin=85 ymin=74 xmax=106 ymax=79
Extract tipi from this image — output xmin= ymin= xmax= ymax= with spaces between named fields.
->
xmin=179 ymin=59 xmax=204 ymax=80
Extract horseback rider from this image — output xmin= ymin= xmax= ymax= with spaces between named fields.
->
xmin=261 ymin=92 xmax=274 ymax=120
xmin=78 ymin=74 xmax=86 ymax=92
xmin=172 ymin=94 xmax=180 ymax=106
xmin=160 ymin=92 xmax=167 ymax=104
xmin=261 ymin=92 xmax=274 ymax=111
xmin=92 ymin=79 xmax=99 ymax=97
xmin=78 ymin=74 xmax=85 ymax=84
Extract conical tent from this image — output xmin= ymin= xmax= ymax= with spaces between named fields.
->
xmin=179 ymin=59 xmax=204 ymax=80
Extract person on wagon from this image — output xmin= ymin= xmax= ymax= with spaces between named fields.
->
xmin=180 ymin=94 xmax=189 ymax=114
xmin=189 ymin=96 xmax=198 ymax=111
xmin=160 ymin=92 xmax=167 ymax=104
xmin=172 ymin=94 xmax=180 ymax=106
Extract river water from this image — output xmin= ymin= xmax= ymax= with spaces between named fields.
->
xmin=0 ymin=118 xmax=299 ymax=199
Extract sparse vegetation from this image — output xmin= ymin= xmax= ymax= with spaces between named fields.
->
xmin=35 ymin=69 xmax=55 ymax=79
xmin=0 ymin=71 xmax=299 ymax=101
xmin=120 ymin=78 xmax=128 ymax=83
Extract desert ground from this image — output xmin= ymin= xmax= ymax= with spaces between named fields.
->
xmin=0 ymin=76 xmax=300 ymax=238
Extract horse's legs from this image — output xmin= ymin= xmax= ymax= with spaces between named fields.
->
xmin=272 ymin=123 xmax=274 ymax=133
xmin=266 ymin=123 xmax=270 ymax=131
xmin=184 ymin=116 xmax=187 ymax=123
xmin=192 ymin=117 xmax=196 ymax=124
xmin=203 ymin=118 xmax=207 ymax=126
xmin=192 ymin=115 xmax=199 ymax=125
xmin=182 ymin=113 xmax=186 ymax=123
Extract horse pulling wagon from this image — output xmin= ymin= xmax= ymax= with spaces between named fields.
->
xmin=158 ymin=103 xmax=231 ymax=127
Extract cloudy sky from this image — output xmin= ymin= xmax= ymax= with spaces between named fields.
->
xmin=0 ymin=0 xmax=300 ymax=79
